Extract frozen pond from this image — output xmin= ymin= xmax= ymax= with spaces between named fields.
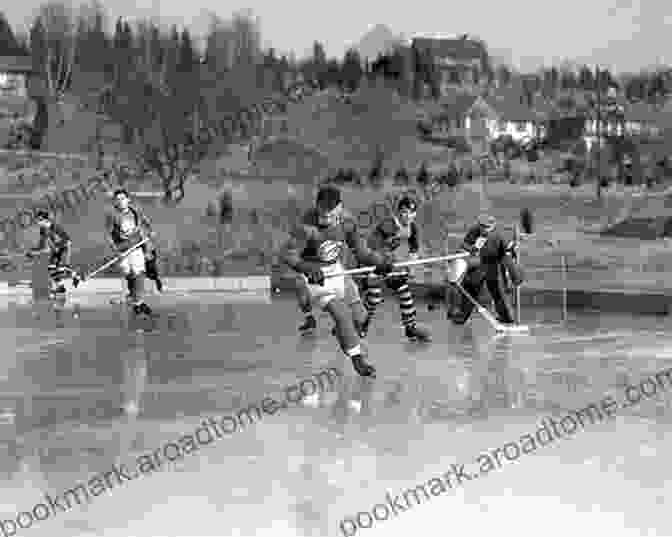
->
xmin=0 ymin=292 xmax=671 ymax=537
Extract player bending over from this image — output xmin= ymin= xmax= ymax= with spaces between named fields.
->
xmin=281 ymin=186 xmax=395 ymax=377
xmin=361 ymin=196 xmax=431 ymax=342
xmin=105 ymin=189 xmax=157 ymax=316
xmin=451 ymin=214 xmax=523 ymax=325
xmin=25 ymin=210 xmax=74 ymax=295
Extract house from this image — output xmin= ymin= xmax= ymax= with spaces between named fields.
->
xmin=485 ymin=90 xmax=546 ymax=142
xmin=0 ymin=55 xmax=34 ymax=119
xmin=623 ymin=101 xmax=662 ymax=137
xmin=425 ymin=93 xmax=498 ymax=154
xmin=410 ymin=35 xmax=488 ymax=95
xmin=0 ymin=56 xmax=32 ymax=98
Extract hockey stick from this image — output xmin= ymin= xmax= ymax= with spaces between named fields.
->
xmin=452 ymin=280 xmax=529 ymax=333
xmin=72 ymin=238 xmax=150 ymax=287
xmin=332 ymin=252 xmax=470 ymax=278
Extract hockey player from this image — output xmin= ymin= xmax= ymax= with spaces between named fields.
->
xmin=281 ymin=185 xmax=395 ymax=377
xmin=105 ymin=189 xmax=157 ymax=316
xmin=360 ymin=196 xmax=431 ymax=342
xmin=451 ymin=214 xmax=523 ymax=325
xmin=25 ymin=210 xmax=74 ymax=295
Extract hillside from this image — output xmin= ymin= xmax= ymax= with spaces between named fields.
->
xmin=283 ymin=84 xmax=421 ymax=173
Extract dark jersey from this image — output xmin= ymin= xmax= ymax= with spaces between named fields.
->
xmin=105 ymin=206 xmax=152 ymax=249
xmin=36 ymin=223 xmax=71 ymax=253
xmin=462 ymin=224 xmax=507 ymax=264
xmin=370 ymin=216 xmax=420 ymax=254
xmin=282 ymin=208 xmax=383 ymax=269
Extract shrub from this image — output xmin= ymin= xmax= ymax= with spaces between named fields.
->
xmin=218 ymin=191 xmax=234 ymax=224
xmin=395 ymin=166 xmax=409 ymax=185
xmin=416 ymin=162 xmax=429 ymax=186
xmin=445 ymin=171 xmax=459 ymax=188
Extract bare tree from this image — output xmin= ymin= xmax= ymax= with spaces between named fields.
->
xmin=204 ymin=9 xmax=261 ymax=70
xmin=105 ymin=65 xmax=211 ymax=203
xmin=35 ymin=1 xmax=79 ymax=100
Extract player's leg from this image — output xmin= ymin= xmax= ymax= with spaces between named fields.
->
xmin=387 ymin=273 xmax=431 ymax=342
xmin=312 ymin=276 xmax=376 ymax=377
xmin=296 ymin=275 xmax=317 ymax=333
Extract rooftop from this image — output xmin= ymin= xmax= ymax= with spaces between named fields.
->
xmin=411 ymin=36 xmax=487 ymax=62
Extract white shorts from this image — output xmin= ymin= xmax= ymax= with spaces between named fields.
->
xmin=301 ymin=262 xmax=360 ymax=310
xmin=119 ymin=249 xmax=147 ymax=275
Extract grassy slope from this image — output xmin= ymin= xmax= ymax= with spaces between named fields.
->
xmin=5 ymin=88 xmax=672 ymax=281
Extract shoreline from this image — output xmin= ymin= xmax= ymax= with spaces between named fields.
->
xmin=1 ymin=275 xmax=668 ymax=315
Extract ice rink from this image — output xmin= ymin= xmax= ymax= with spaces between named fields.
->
xmin=1 ymin=291 xmax=671 ymax=537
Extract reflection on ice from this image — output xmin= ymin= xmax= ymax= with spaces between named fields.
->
xmin=0 ymin=294 xmax=671 ymax=536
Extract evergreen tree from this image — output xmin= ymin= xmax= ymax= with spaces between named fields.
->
xmin=578 ymin=65 xmax=595 ymax=90
xmin=0 ymin=12 xmax=22 ymax=55
xmin=177 ymin=28 xmax=196 ymax=73
xmin=341 ymin=48 xmax=363 ymax=91
xmin=30 ymin=17 xmax=48 ymax=80
xmin=560 ymin=68 xmax=577 ymax=90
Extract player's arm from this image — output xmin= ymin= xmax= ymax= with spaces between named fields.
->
xmin=408 ymin=222 xmax=421 ymax=256
xmin=280 ymin=224 xmax=324 ymax=284
xmin=345 ymin=220 xmax=390 ymax=269
xmin=105 ymin=213 xmax=120 ymax=251
xmin=135 ymin=206 xmax=155 ymax=238
xmin=53 ymin=224 xmax=73 ymax=264
xmin=27 ymin=229 xmax=48 ymax=256
xmin=53 ymin=224 xmax=72 ymax=246
xmin=281 ymin=224 xmax=309 ymax=271
xmin=367 ymin=221 xmax=387 ymax=253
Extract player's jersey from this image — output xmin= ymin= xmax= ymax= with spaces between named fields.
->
xmin=462 ymin=224 xmax=507 ymax=263
xmin=106 ymin=206 xmax=152 ymax=249
xmin=371 ymin=216 xmax=420 ymax=255
xmin=283 ymin=208 xmax=382 ymax=269
xmin=37 ymin=223 xmax=71 ymax=253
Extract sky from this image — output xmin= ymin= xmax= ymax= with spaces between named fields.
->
xmin=3 ymin=0 xmax=672 ymax=73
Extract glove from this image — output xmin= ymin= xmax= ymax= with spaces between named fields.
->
xmin=373 ymin=255 xmax=395 ymax=276
xmin=297 ymin=262 xmax=325 ymax=286
xmin=503 ymin=256 xmax=524 ymax=286
xmin=407 ymin=252 xmax=419 ymax=278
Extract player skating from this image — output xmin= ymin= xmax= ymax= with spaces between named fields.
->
xmin=281 ymin=186 xmax=395 ymax=377
xmin=105 ymin=189 xmax=157 ymax=317
xmin=25 ymin=210 xmax=76 ymax=297
xmin=451 ymin=214 xmax=523 ymax=325
xmin=360 ymin=196 xmax=431 ymax=342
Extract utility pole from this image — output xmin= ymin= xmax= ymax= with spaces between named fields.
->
xmin=595 ymin=64 xmax=602 ymax=199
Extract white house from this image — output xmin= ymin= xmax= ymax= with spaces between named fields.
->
xmin=0 ymin=56 xmax=34 ymax=119
xmin=485 ymin=91 xmax=546 ymax=143
xmin=622 ymin=101 xmax=661 ymax=137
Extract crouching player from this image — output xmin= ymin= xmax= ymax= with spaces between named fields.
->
xmin=451 ymin=214 xmax=523 ymax=325
xmin=281 ymin=186 xmax=395 ymax=377
xmin=361 ymin=196 xmax=431 ymax=342
xmin=25 ymin=210 xmax=75 ymax=295
xmin=105 ymin=189 xmax=156 ymax=316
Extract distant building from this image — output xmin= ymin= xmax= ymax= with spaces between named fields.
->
xmin=410 ymin=35 xmax=489 ymax=95
xmin=0 ymin=56 xmax=34 ymax=120
xmin=0 ymin=56 xmax=33 ymax=99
